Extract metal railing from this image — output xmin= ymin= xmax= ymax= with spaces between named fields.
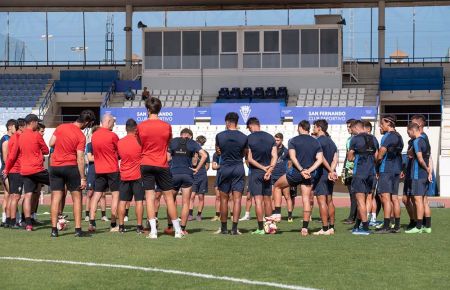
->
xmin=378 ymin=112 xmax=442 ymax=127
xmin=0 ymin=60 xmax=142 ymax=68
xmin=38 ymin=81 xmax=55 ymax=119
xmin=101 ymin=84 xmax=114 ymax=108
xmin=345 ymin=57 xmax=450 ymax=66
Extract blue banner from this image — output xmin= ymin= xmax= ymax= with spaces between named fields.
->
xmin=101 ymin=107 xmax=195 ymax=125
xmin=195 ymin=107 xmax=211 ymax=118
xmin=282 ymin=106 xmax=377 ymax=125
xmin=210 ymin=103 xmax=282 ymax=125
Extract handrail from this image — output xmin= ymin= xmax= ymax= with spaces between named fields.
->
xmin=38 ymin=81 xmax=55 ymax=119
xmin=0 ymin=60 xmax=142 ymax=68
xmin=378 ymin=112 xmax=441 ymax=127
xmin=101 ymin=83 xmax=114 ymax=108
xmin=344 ymin=56 xmax=450 ymax=66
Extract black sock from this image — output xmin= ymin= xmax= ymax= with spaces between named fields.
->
xmin=5 ymin=217 xmax=10 ymax=225
xmin=52 ymin=227 xmax=57 ymax=232
xmin=119 ymin=224 xmax=125 ymax=230
xmin=216 ymin=212 xmax=220 ymax=217
xmin=258 ymin=221 xmax=264 ymax=230
xmin=221 ymin=222 xmax=227 ymax=232
xmin=75 ymin=227 xmax=82 ymax=233
xmin=394 ymin=218 xmax=400 ymax=229
xmin=10 ymin=218 xmax=16 ymax=226
xmin=21 ymin=212 xmax=25 ymax=221
xmin=416 ymin=219 xmax=423 ymax=229
xmin=181 ymin=225 xmax=186 ymax=231
xmin=275 ymin=207 xmax=281 ymax=215
xmin=197 ymin=211 xmax=202 ymax=216
xmin=90 ymin=220 xmax=96 ymax=227
xmin=302 ymin=220 xmax=309 ymax=229
xmin=111 ymin=222 xmax=117 ymax=228
xmin=155 ymin=212 xmax=158 ymax=218
xmin=232 ymin=222 xmax=238 ymax=232
xmin=168 ymin=223 xmax=173 ymax=228
xmin=137 ymin=225 xmax=143 ymax=230
xmin=322 ymin=225 xmax=328 ymax=232
xmin=25 ymin=217 xmax=32 ymax=226
xmin=189 ymin=209 xmax=193 ymax=216
xmin=353 ymin=218 xmax=362 ymax=230
xmin=288 ymin=211 xmax=292 ymax=218
xmin=409 ymin=219 xmax=416 ymax=226
xmin=384 ymin=218 xmax=391 ymax=229
xmin=362 ymin=221 xmax=369 ymax=231
xmin=424 ymin=217 xmax=431 ymax=228
xmin=101 ymin=211 xmax=106 ymax=217
xmin=125 ymin=209 xmax=129 ymax=216
xmin=329 ymin=224 xmax=335 ymax=229
xmin=85 ymin=211 xmax=89 ymax=217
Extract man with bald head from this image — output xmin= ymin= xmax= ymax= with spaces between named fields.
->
xmin=89 ymin=113 xmax=120 ymax=232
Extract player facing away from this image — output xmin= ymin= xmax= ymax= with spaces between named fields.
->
xmin=375 ymin=115 xmax=404 ymax=234
xmin=215 ymin=112 xmax=248 ymax=235
xmin=49 ymin=110 xmax=95 ymax=237
xmin=137 ymin=97 xmax=182 ymax=239
xmin=270 ymin=120 xmax=323 ymax=236
xmin=169 ymin=128 xmax=207 ymax=235
xmin=211 ymin=151 xmax=221 ymax=221
xmin=405 ymin=122 xmax=433 ymax=234
xmin=1 ymin=119 xmax=17 ymax=227
xmin=117 ymin=119 xmax=145 ymax=234
xmin=246 ymin=117 xmax=277 ymax=235
xmin=347 ymin=120 xmax=379 ymax=235
xmin=189 ymin=135 xmax=210 ymax=221
xmin=89 ymin=113 xmax=120 ymax=232
xmin=312 ymin=120 xmax=338 ymax=236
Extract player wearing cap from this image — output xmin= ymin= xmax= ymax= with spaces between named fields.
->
xmin=1 ymin=119 xmax=17 ymax=227
xmin=117 ymin=119 xmax=145 ymax=234
xmin=189 ymin=135 xmax=210 ymax=221
xmin=49 ymin=110 xmax=95 ymax=237
xmin=246 ymin=117 xmax=277 ymax=235
xmin=89 ymin=113 xmax=120 ymax=232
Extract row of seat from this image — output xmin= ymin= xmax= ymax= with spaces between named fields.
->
xmin=296 ymin=99 xmax=364 ymax=107
xmin=0 ymin=101 xmax=37 ymax=108
xmin=218 ymin=87 xmax=288 ymax=100
xmin=0 ymin=96 xmax=40 ymax=101
xmin=150 ymin=89 xmax=202 ymax=97
xmin=0 ymin=107 xmax=33 ymax=113
xmin=0 ymin=79 xmax=48 ymax=85
xmin=298 ymin=94 xmax=365 ymax=101
xmin=0 ymin=73 xmax=52 ymax=80
xmin=152 ymin=95 xmax=201 ymax=102
xmin=0 ymin=90 xmax=44 ymax=96
xmin=299 ymin=88 xmax=365 ymax=95
xmin=123 ymin=100 xmax=200 ymax=108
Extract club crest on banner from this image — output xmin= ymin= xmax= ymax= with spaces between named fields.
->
xmin=239 ymin=105 xmax=252 ymax=123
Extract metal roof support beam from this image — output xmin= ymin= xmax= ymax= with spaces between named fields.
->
xmin=125 ymin=4 xmax=133 ymax=67
xmin=378 ymin=0 xmax=385 ymax=67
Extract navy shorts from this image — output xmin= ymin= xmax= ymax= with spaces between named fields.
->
xmin=249 ymin=170 xmax=272 ymax=197
xmin=411 ymin=178 xmax=429 ymax=196
xmin=86 ymin=163 xmax=95 ymax=190
xmin=286 ymin=168 xmax=312 ymax=187
xmin=313 ymin=175 xmax=334 ymax=196
xmin=172 ymin=174 xmax=194 ymax=191
xmin=271 ymin=174 xmax=283 ymax=186
xmin=193 ymin=173 xmax=208 ymax=194
xmin=119 ymin=179 xmax=144 ymax=202
xmin=377 ymin=172 xmax=401 ymax=195
xmin=214 ymin=171 xmax=221 ymax=188
xmin=217 ymin=164 xmax=245 ymax=194
xmin=351 ymin=175 xmax=375 ymax=194
xmin=403 ymin=178 xmax=412 ymax=196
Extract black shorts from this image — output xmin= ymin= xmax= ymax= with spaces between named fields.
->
xmin=193 ymin=173 xmax=208 ymax=194
xmin=119 ymin=180 xmax=145 ymax=202
xmin=50 ymin=165 xmax=81 ymax=192
xmin=172 ymin=174 xmax=194 ymax=191
xmin=351 ymin=175 xmax=375 ymax=194
xmin=249 ymin=170 xmax=272 ymax=197
xmin=22 ymin=170 xmax=50 ymax=193
xmin=403 ymin=178 xmax=412 ymax=196
xmin=141 ymin=165 xmax=172 ymax=192
xmin=217 ymin=164 xmax=245 ymax=194
xmin=86 ymin=163 xmax=95 ymax=190
xmin=8 ymin=173 xmax=24 ymax=195
xmin=411 ymin=178 xmax=429 ymax=196
xmin=286 ymin=168 xmax=312 ymax=187
xmin=377 ymin=172 xmax=401 ymax=195
xmin=313 ymin=175 xmax=334 ymax=196
xmin=94 ymin=172 xmax=120 ymax=192
xmin=290 ymin=186 xmax=298 ymax=198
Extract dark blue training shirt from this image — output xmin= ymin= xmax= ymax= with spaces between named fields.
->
xmin=350 ymin=133 xmax=379 ymax=177
xmin=215 ymin=130 xmax=248 ymax=167
xmin=196 ymin=150 xmax=210 ymax=176
xmin=272 ymin=145 xmax=289 ymax=178
xmin=247 ymin=131 xmax=276 ymax=173
xmin=412 ymin=136 xmax=430 ymax=180
xmin=0 ymin=134 xmax=10 ymax=170
xmin=86 ymin=142 xmax=94 ymax=164
xmin=316 ymin=135 xmax=337 ymax=177
xmin=169 ymin=137 xmax=201 ymax=175
xmin=379 ymin=131 xmax=404 ymax=174
xmin=288 ymin=134 xmax=323 ymax=169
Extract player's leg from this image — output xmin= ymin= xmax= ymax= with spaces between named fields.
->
xmin=218 ymin=191 xmax=229 ymax=234
xmin=188 ymin=191 xmax=196 ymax=221
xmin=180 ymin=185 xmax=192 ymax=234
xmin=85 ymin=189 xmax=92 ymax=221
xmin=1 ymin=178 xmax=10 ymax=226
xmin=366 ymin=193 xmax=373 ymax=223
xmin=406 ymin=195 xmax=424 ymax=233
xmin=314 ymin=194 xmax=329 ymax=235
xmin=391 ymin=194 xmax=401 ymax=232
xmin=269 ymin=174 xmax=290 ymax=222
xmin=133 ymin=180 xmax=145 ymax=233
xmin=196 ymin=193 xmax=205 ymax=220
xmin=326 ymin=194 xmax=335 ymax=234
xmin=100 ymin=193 xmax=108 ymax=221
xmin=88 ymin=191 xmax=103 ymax=231
xmin=212 ymin=185 xmax=220 ymax=221
xmin=124 ymin=201 xmax=130 ymax=222
xmin=378 ymin=192 xmax=392 ymax=233
xmin=253 ymin=193 xmax=264 ymax=234
xmin=300 ymin=184 xmax=312 ymax=236
xmin=21 ymin=176 xmax=34 ymax=231
xmin=118 ymin=181 xmax=130 ymax=233
xmin=352 ymin=192 xmax=370 ymax=234
xmin=281 ymin=186 xmax=293 ymax=222
xmin=231 ymin=190 xmax=242 ymax=234
xmin=422 ymin=196 xmax=432 ymax=233
xmin=240 ymin=191 xmax=251 ymax=221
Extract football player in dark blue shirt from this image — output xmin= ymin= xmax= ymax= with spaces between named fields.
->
xmin=270 ymin=120 xmax=323 ymax=236
xmin=211 ymin=152 xmax=221 ymax=221
xmin=347 ymin=120 xmax=379 ymax=235
xmin=189 ymin=135 xmax=210 ymax=221
xmin=215 ymin=112 xmax=248 ymax=235
xmin=312 ymin=120 xmax=338 ymax=236
xmin=376 ymin=115 xmax=404 ymax=234
xmin=1 ymin=119 xmax=17 ymax=227
xmin=246 ymin=117 xmax=277 ymax=235
xmin=169 ymin=128 xmax=208 ymax=235
xmin=272 ymin=133 xmax=294 ymax=222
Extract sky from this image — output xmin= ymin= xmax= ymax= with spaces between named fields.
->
xmin=0 ymin=6 xmax=449 ymax=63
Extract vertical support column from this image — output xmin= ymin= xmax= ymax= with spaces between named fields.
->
xmin=125 ymin=4 xmax=133 ymax=66
xmin=378 ymin=0 xmax=386 ymax=66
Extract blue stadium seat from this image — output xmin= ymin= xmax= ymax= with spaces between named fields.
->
xmin=230 ymin=87 xmax=241 ymax=98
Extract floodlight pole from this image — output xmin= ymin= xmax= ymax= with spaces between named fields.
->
xmin=378 ymin=0 xmax=386 ymax=66
xmin=125 ymin=4 xmax=133 ymax=66
xmin=46 ymin=12 xmax=49 ymax=65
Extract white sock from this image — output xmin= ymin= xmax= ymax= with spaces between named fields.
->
xmin=172 ymin=219 xmax=181 ymax=233
xmin=245 ymin=212 xmax=250 ymax=217
xmin=32 ymin=213 xmax=37 ymax=220
xmin=371 ymin=213 xmax=376 ymax=221
xmin=2 ymin=212 xmax=5 ymax=223
xmin=149 ymin=219 xmax=157 ymax=234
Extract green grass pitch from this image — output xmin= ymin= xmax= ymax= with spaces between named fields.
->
xmin=1 ymin=206 xmax=450 ymax=289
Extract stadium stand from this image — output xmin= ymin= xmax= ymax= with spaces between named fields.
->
xmin=216 ymin=87 xmax=288 ymax=104
xmin=110 ymin=88 xmax=202 ymax=108
xmin=380 ymin=67 xmax=444 ymax=91
xmin=286 ymin=87 xmax=366 ymax=107
xmin=54 ymin=70 xmax=119 ymax=93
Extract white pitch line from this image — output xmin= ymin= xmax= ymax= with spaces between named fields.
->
xmin=0 ymin=256 xmax=317 ymax=290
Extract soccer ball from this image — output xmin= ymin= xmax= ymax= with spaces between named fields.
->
xmin=264 ymin=221 xmax=278 ymax=234
xmin=57 ymin=218 xmax=67 ymax=231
